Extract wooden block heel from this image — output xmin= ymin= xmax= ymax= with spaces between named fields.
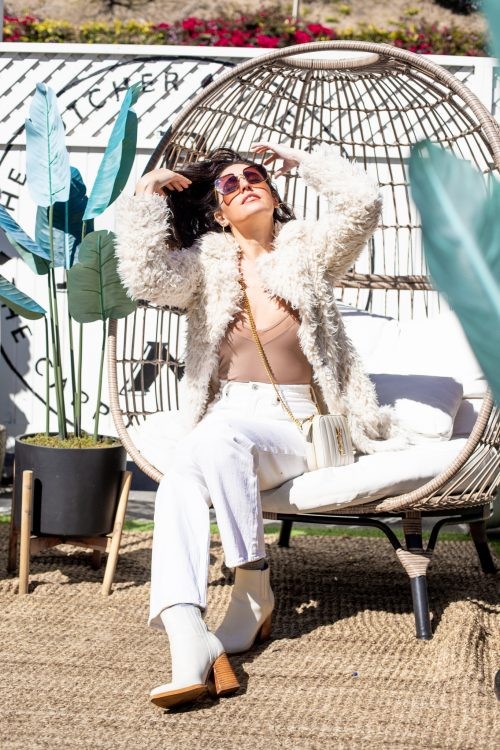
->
xmin=210 ymin=652 xmax=240 ymax=697
xmin=257 ymin=614 xmax=273 ymax=643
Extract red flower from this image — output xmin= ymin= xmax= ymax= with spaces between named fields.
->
xmin=255 ymin=34 xmax=280 ymax=48
xmin=294 ymin=30 xmax=312 ymax=44
xmin=182 ymin=17 xmax=203 ymax=31
xmin=306 ymin=23 xmax=333 ymax=37
xmin=230 ymin=30 xmax=249 ymax=46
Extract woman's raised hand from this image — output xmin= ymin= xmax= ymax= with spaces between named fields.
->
xmin=135 ymin=168 xmax=192 ymax=196
xmin=251 ymin=142 xmax=307 ymax=178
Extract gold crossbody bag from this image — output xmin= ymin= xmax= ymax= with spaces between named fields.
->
xmin=240 ymin=280 xmax=355 ymax=471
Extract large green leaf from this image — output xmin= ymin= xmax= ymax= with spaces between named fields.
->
xmin=483 ymin=0 xmax=500 ymax=60
xmin=409 ymin=140 xmax=500 ymax=404
xmin=83 ymin=83 xmax=142 ymax=220
xmin=66 ymin=229 xmax=136 ymax=323
xmin=25 ymin=83 xmax=71 ymax=207
xmin=35 ymin=166 xmax=94 ymax=269
xmin=0 ymin=203 xmax=50 ymax=265
xmin=0 ymin=274 xmax=46 ymax=319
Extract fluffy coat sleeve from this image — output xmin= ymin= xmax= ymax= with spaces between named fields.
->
xmin=273 ymin=145 xmax=382 ymax=281
xmin=113 ymin=193 xmax=200 ymax=310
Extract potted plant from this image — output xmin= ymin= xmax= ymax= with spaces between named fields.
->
xmin=0 ymin=82 xmax=140 ymax=537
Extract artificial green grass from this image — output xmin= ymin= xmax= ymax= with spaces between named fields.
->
xmin=120 ymin=518 xmax=500 ymax=556
xmin=2 ymin=514 xmax=498 ymax=555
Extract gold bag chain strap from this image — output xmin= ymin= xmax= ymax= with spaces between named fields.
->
xmin=239 ymin=275 xmax=315 ymax=433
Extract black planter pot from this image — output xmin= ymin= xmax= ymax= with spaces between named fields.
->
xmin=13 ymin=436 xmax=126 ymax=536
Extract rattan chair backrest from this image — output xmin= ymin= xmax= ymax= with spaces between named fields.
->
xmin=108 ymin=42 xmax=500 ymax=487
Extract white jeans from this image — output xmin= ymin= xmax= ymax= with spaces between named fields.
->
xmin=149 ymin=380 xmax=318 ymax=630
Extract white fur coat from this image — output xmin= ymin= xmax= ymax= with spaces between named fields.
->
xmin=114 ymin=145 xmax=404 ymax=454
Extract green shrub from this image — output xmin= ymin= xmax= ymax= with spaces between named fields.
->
xmin=30 ymin=19 xmax=76 ymax=43
xmin=79 ymin=20 xmax=164 ymax=45
xmin=341 ymin=19 xmax=485 ymax=55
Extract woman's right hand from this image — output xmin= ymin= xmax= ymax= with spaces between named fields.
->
xmin=135 ymin=168 xmax=192 ymax=196
xmin=250 ymin=142 xmax=307 ymax=178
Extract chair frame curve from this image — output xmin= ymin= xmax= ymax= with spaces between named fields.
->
xmin=146 ymin=41 xmax=500 ymax=172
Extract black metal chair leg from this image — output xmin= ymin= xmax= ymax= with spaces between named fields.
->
xmin=278 ymin=519 xmax=293 ymax=547
xmin=469 ymin=521 xmax=497 ymax=574
xmin=410 ymin=575 xmax=432 ymax=640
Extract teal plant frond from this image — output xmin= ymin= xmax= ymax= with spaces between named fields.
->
xmin=67 ymin=229 xmax=136 ymax=323
xmin=83 ymin=83 xmax=142 ymax=221
xmin=5 ymin=232 xmax=50 ymax=275
xmin=25 ymin=83 xmax=71 ymax=207
xmin=35 ymin=166 xmax=94 ymax=268
xmin=0 ymin=203 xmax=50 ymax=264
xmin=483 ymin=0 xmax=500 ymax=59
xmin=409 ymin=140 xmax=500 ymax=404
xmin=0 ymin=274 xmax=46 ymax=319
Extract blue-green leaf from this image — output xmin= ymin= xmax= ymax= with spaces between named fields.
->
xmin=67 ymin=229 xmax=136 ymax=323
xmin=5 ymin=232 xmax=50 ymax=275
xmin=483 ymin=0 xmax=500 ymax=60
xmin=0 ymin=203 xmax=50 ymax=264
xmin=83 ymin=83 xmax=142 ymax=220
xmin=0 ymin=273 xmax=46 ymax=319
xmin=25 ymin=83 xmax=71 ymax=207
xmin=35 ymin=166 xmax=94 ymax=268
xmin=409 ymin=140 xmax=500 ymax=404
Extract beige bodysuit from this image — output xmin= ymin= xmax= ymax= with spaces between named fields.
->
xmin=218 ymin=268 xmax=313 ymax=384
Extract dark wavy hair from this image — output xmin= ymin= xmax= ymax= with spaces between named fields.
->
xmin=164 ymin=148 xmax=295 ymax=248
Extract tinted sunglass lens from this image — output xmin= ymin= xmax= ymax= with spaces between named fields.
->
xmin=215 ymin=174 xmax=239 ymax=195
xmin=244 ymin=167 xmax=266 ymax=184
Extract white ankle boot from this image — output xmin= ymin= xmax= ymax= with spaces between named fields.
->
xmin=150 ymin=604 xmax=239 ymax=709
xmin=215 ymin=564 xmax=275 ymax=654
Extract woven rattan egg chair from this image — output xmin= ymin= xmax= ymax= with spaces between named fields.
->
xmin=108 ymin=42 xmax=500 ymax=640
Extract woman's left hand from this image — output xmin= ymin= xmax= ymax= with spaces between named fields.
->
xmin=250 ymin=142 xmax=307 ymax=178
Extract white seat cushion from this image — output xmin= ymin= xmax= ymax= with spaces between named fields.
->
xmin=129 ymin=305 xmax=487 ymax=512
xmin=132 ymin=409 xmax=489 ymax=516
xmin=261 ymin=438 xmax=468 ymax=513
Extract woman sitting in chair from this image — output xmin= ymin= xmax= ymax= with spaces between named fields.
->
xmin=114 ymin=140 xmax=392 ymax=709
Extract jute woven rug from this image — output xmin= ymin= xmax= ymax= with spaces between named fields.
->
xmin=0 ymin=524 xmax=498 ymax=750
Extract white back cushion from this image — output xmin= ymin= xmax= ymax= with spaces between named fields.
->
xmin=371 ymin=373 xmax=463 ymax=440
xmin=340 ymin=304 xmax=485 ymax=440
xmin=340 ymin=304 xmax=485 ymax=398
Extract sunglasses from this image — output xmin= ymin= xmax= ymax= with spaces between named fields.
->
xmin=214 ymin=165 xmax=268 ymax=196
